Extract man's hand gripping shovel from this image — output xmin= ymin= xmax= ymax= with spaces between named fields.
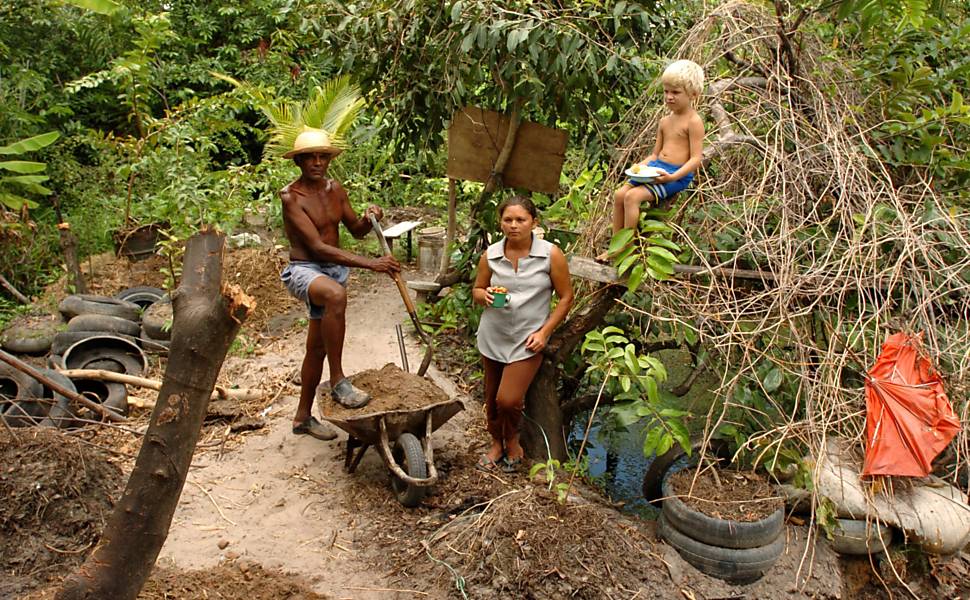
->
xmin=369 ymin=214 xmax=434 ymax=376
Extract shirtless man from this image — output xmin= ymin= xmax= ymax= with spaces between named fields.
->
xmin=597 ymin=60 xmax=705 ymax=262
xmin=279 ymin=128 xmax=401 ymax=440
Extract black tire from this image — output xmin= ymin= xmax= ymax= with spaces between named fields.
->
xmin=390 ymin=432 xmax=428 ymax=507
xmin=59 ymin=294 xmax=140 ymax=322
xmin=643 ymin=438 xmax=731 ymax=507
xmin=115 ymin=286 xmax=165 ymax=310
xmin=661 ymin=473 xmax=784 ymax=549
xmin=139 ymin=329 xmax=170 ymax=355
xmin=829 ymin=518 xmax=894 ymax=555
xmin=69 ymin=378 xmax=128 ymax=418
xmin=0 ymin=362 xmax=44 ymax=415
xmin=658 ymin=513 xmax=784 ymax=584
xmin=52 ymin=330 xmax=141 ymax=356
xmin=0 ymin=316 xmax=59 ymax=354
xmin=62 ymin=335 xmax=147 ymax=376
xmin=141 ymin=299 xmax=172 ymax=341
xmin=36 ymin=368 xmax=79 ymax=429
xmin=67 ymin=314 xmax=141 ymax=337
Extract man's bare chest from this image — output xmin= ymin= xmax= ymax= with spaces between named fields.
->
xmin=298 ymin=195 xmax=342 ymax=230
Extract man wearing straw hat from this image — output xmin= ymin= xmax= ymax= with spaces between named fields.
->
xmin=280 ymin=128 xmax=400 ymax=440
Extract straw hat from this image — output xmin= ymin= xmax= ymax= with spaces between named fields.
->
xmin=283 ymin=128 xmax=343 ymax=159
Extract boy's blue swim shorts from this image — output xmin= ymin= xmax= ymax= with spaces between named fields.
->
xmin=629 ymin=158 xmax=694 ymax=200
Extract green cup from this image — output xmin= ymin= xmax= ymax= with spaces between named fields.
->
xmin=491 ymin=291 xmax=508 ymax=308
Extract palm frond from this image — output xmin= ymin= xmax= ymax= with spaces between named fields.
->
xmin=213 ymin=72 xmax=365 ymax=159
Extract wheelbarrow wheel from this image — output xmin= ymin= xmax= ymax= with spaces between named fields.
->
xmin=390 ymin=433 xmax=427 ymax=507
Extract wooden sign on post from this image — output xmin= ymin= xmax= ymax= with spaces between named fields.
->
xmin=447 ymin=107 xmax=568 ymax=194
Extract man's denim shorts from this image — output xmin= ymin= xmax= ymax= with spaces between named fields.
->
xmin=280 ymin=260 xmax=350 ymax=320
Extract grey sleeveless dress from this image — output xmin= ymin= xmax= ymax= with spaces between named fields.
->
xmin=477 ymin=235 xmax=554 ymax=364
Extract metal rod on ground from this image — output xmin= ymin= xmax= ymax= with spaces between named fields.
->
xmin=369 ymin=214 xmax=434 ymax=376
xmin=0 ymin=350 xmax=126 ymax=423
xmin=395 ymin=324 xmax=410 ymax=373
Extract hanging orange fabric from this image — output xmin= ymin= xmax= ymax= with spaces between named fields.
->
xmin=862 ymin=332 xmax=961 ymax=477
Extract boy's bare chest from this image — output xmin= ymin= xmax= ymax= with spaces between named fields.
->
xmin=661 ymin=118 xmax=690 ymax=141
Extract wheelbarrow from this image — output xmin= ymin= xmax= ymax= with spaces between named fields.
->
xmin=322 ymin=397 xmax=464 ymax=507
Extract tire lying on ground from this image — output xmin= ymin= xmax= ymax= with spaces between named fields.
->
xmin=67 ymin=314 xmax=141 ymax=337
xmin=829 ymin=518 xmax=894 ymax=556
xmin=141 ymin=297 xmax=172 ymax=341
xmin=139 ymin=328 xmax=170 ymax=355
xmin=35 ymin=368 xmax=79 ymax=429
xmin=58 ymin=294 xmax=140 ymax=322
xmin=114 ymin=285 xmax=165 ymax=310
xmin=0 ymin=315 xmax=60 ymax=355
xmin=67 ymin=377 xmax=128 ymax=418
xmin=661 ymin=475 xmax=785 ymax=549
xmin=658 ymin=513 xmax=785 ymax=584
xmin=52 ymin=330 xmax=141 ymax=356
xmin=2 ymin=367 xmax=73 ymax=428
xmin=642 ymin=437 xmax=731 ymax=507
xmin=0 ymin=362 xmax=44 ymax=416
xmin=62 ymin=335 xmax=147 ymax=376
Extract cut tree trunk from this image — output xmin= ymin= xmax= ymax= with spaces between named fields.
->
xmin=55 ymin=229 xmax=254 ymax=600
xmin=522 ymin=283 xmax=623 ymax=460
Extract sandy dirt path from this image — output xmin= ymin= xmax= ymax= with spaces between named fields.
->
xmin=159 ymin=272 xmax=462 ymax=599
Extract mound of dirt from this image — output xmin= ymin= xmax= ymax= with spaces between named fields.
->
xmin=320 ymin=363 xmax=450 ymax=419
xmin=140 ymin=562 xmax=331 ymax=599
xmin=23 ymin=561 xmax=332 ymax=600
xmin=0 ymin=428 xmax=124 ymax=598
xmin=423 ymin=486 xmax=670 ymax=599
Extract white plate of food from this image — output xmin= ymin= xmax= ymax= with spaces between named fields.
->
xmin=624 ymin=165 xmax=666 ymax=182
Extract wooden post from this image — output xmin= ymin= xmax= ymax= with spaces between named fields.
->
xmin=53 ymin=195 xmax=87 ymax=294
xmin=438 ymin=177 xmax=458 ymax=277
xmin=56 ymin=229 xmax=254 ymax=600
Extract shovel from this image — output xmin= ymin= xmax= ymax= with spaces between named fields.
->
xmin=369 ymin=214 xmax=433 ymax=376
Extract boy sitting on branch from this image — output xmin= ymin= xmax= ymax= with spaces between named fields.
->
xmin=598 ymin=60 xmax=705 ymax=262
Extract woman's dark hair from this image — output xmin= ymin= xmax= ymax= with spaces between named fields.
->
xmin=497 ymin=195 xmax=538 ymax=219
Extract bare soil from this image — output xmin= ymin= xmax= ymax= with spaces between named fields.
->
xmin=320 ymin=363 xmax=451 ymax=419
xmin=669 ymin=467 xmax=783 ymax=522
xmin=0 ymin=428 xmax=124 ymax=599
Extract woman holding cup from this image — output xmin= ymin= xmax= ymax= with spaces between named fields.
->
xmin=472 ymin=196 xmax=574 ymax=472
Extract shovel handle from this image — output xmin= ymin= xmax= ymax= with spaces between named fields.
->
xmin=369 ymin=214 xmax=418 ymax=314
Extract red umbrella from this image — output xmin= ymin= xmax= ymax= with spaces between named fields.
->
xmin=862 ymin=332 xmax=961 ymax=477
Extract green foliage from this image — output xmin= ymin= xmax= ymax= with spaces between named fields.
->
xmin=319 ymin=0 xmax=687 ymax=160
xmin=606 ymin=219 xmax=682 ymax=293
xmin=528 ymin=458 xmax=570 ymax=503
xmin=828 ymin=1 xmax=970 ymax=188
xmin=0 ymin=131 xmax=59 ymax=212
xmin=581 ymin=325 xmax=690 ymax=459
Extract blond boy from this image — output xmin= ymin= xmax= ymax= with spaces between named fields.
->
xmin=599 ymin=60 xmax=705 ymax=261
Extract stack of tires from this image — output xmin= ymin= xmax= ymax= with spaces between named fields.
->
xmin=0 ymin=286 xmax=168 ymax=429
xmin=658 ymin=469 xmax=786 ymax=584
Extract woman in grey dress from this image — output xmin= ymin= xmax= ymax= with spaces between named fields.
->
xmin=472 ymin=196 xmax=573 ymax=472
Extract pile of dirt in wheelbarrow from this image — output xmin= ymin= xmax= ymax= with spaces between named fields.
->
xmin=0 ymin=428 xmax=125 ymax=598
xmin=320 ymin=363 xmax=450 ymax=419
